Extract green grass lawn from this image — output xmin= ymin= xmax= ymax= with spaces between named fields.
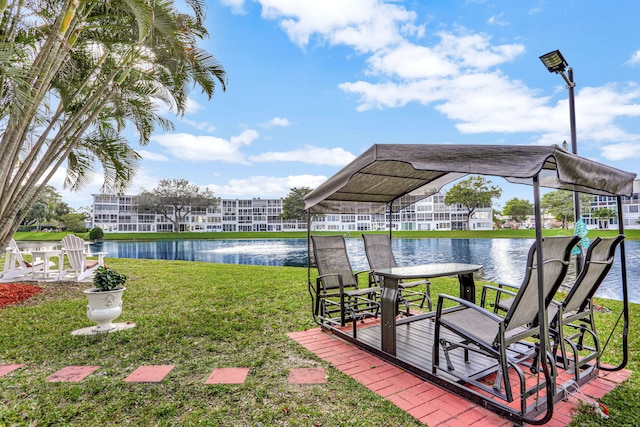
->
xmin=0 ymin=258 xmax=637 ymax=426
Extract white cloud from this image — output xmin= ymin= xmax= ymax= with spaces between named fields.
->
xmin=628 ymin=50 xmax=640 ymax=65
xmin=185 ymin=98 xmax=204 ymax=114
xmin=364 ymin=32 xmax=525 ymax=82
xmin=601 ymin=142 xmax=640 ymax=160
xmin=234 ymin=0 xmax=640 ymax=161
xmin=487 ymin=13 xmax=508 ymax=26
xmin=264 ymin=116 xmax=291 ymax=127
xmin=151 ymin=129 xmax=259 ymax=164
xmin=151 ymin=97 xmax=170 ymax=115
xmin=47 ymin=167 xmax=103 ymax=210
xmin=528 ymin=6 xmax=543 ymax=15
xmin=437 ymin=32 xmax=525 ymax=70
xmin=123 ymin=169 xmax=166 ymax=194
xmin=181 ymin=117 xmax=217 ymax=132
xmin=221 ymin=0 xmax=247 ymax=14
xmin=339 ymin=28 xmax=527 ymax=113
xmin=151 ymin=96 xmax=204 ymax=116
xmin=436 ymin=73 xmax=552 ymax=133
xmin=48 ymin=166 xmax=166 ymax=209
xmin=138 ymin=150 xmax=169 ymax=162
xmin=257 ymin=0 xmax=420 ymax=52
xmin=367 ymin=43 xmax=457 ymax=79
xmin=249 ymin=145 xmax=356 ymax=166
xmin=207 ymin=174 xmax=327 ymax=198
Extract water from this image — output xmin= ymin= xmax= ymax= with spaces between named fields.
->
xmin=85 ymin=238 xmax=640 ymax=304
xmin=90 ymin=239 xmax=310 ymax=268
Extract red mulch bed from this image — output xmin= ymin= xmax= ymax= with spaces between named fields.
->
xmin=0 ymin=283 xmax=44 ymax=307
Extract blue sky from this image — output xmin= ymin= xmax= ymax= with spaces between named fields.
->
xmin=56 ymin=0 xmax=640 ymax=209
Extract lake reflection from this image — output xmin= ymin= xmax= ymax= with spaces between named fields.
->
xmin=93 ymin=239 xmax=309 ymax=267
xmin=90 ymin=238 xmax=639 ymax=303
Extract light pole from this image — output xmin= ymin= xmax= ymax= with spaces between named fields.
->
xmin=540 ymin=49 xmax=583 ymax=270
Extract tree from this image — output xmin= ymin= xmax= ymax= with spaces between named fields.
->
xmin=0 ymin=1 xmax=227 ymax=249
xmin=492 ymin=209 xmax=504 ymax=230
xmin=61 ymin=213 xmax=87 ymax=233
xmin=53 ymin=201 xmax=72 ymax=229
xmin=26 ymin=203 xmax=48 ymax=232
xmin=592 ymin=207 xmax=617 ymax=229
xmin=21 ymin=186 xmax=60 ymax=228
xmin=444 ymin=176 xmax=502 ymax=230
xmin=136 ymin=179 xmax=218 ymax=232
xmin=502 ymin=198 xmax=534 ymax=225
xmin=541 ymin=190 xmax=593 ymax=229
xmin=280 ymin=187 xmax=313 ymax=220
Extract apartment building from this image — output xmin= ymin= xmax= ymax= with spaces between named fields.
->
xmin=514 ymin=179 xmax=640 ymax=230
xmin=92 ymin=193 xmax=494 ymax=233
xmin=583 ymin=179 xmax=640 ymax=230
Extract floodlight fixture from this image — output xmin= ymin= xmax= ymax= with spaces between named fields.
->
xmin=539 ymin=50 xmax=568 ymax=73
xmin=539 ymin=50 xmax=574 ymax=87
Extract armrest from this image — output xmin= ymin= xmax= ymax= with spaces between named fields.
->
xmin=495 ymin=282 xmax=520 ymax=290
xmin=92 ymin=252 xmax=107 ymax=264
xmin=482 ymin=285 xmax=518 ymax=298
xmin=480 ymin=283 xmax=518 ymax=308
xmin=316 ymin=272 xmax=344 ymax=294
xmin=315 ymin=272 xmax=379 ymax=297
xmin=354 ymin=269 xmax=372 ymax=280
xmin=436 ymin=293 xmax=504 ymax=323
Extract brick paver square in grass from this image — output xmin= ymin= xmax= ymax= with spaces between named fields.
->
xmin=205 ymin=368 xmax=250 ymax=384
xmin=0 ymin=364 xmax=25 ymax=377
xmin=47 ymin=366 xmax=100 ymax=382
xmin=289 ymin=368 xmax=327 ymax=384
xmin=124 ymin=365 xmax=175 ymax=383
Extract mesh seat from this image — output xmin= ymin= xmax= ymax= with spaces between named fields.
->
xmin=362 ymin=234 xmax=431 ymax=313
xmin=433 ymin=236 xmax=579 ymax=413
xmin=309 ymin=235 xmax=380 ymax=333
xmin=548 ymin=235 xmax=624 ymax=381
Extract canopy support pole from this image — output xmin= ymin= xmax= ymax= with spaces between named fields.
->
xmin=531 ymin=174 xmax=555 ymax=425
xmin=601 ymin=195 xmax=629 ymax=371
xmin=306 ymin=211 xmax=311 ymax=287
xmin=387 ymin=202 xmax=393 ymax=239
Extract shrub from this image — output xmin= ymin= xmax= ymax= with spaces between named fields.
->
xmin=89 ymin=227 xmax=104 ymax=241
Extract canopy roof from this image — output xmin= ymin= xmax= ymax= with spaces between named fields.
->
xmin=304 ymin=144 xmax=637 ymax=214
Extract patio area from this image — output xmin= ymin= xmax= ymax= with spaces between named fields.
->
xmin=289 ymin=324 xmax=631 ymax=426
xmin=302 ymin=143 xmax=635 ymax=425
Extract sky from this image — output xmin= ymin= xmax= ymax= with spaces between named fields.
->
xmin=53 ymin=0 xmax=640 ymax=210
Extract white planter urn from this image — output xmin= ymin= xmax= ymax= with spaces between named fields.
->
xmin=84 ymin=287 xmax=125 ymax=332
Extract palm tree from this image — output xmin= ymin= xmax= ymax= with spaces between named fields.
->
xmin=0 ymin=0 xmax=226 ymax=247
xmin=26 ymin=203 xmax=48 ymax=232
xmin=592 ymin=207 xmax=617 ymax=229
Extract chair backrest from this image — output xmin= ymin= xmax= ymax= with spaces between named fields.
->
xmin=311 ymin=235 xmax=358 ymax=290
xmin=62 ymin=234 xmax=87 ymax=270
xmin=4 ymin=239 xmax=29 ymax=270
xmin=362 ymin=234 xmax=398 ymax=270
xmin=503 ymin=236 xmax=580 ymax=333
xmin=561 ymin=235 xmax=624 ymax=315
xmin=8 ymin=239 xmax=27 ymax=261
